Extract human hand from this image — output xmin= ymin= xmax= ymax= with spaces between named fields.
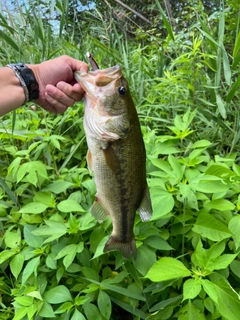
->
xmin=28 ymin=55 xmax=88 ymax=113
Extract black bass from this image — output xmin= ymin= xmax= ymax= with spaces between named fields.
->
xmin=74 ymin=60 xmax=152 ymax=259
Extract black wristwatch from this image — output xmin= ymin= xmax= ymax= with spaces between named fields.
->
xmin=7 ymin=63 xmax=39 ymax=101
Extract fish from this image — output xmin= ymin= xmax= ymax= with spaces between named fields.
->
xmin=74 ymin=56 xmax=152 ymax=259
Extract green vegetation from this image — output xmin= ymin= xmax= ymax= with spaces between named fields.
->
xmin=0 ymin=0 xmax=240 ymax=319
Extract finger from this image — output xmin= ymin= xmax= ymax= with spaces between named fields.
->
xmin=45 ymin=92 xmax=68 ymax=113
xmin=46 ymin=84 xmax=76 ymax=107
xmin=66 ymin=57 xmax=88 ymax=73
xmin=56 ymin=81 xmax=83 ymax=101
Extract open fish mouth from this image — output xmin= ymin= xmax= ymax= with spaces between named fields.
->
xmin=74 ymin=64 xmax=123 ymax=109
xmin=74 ymin=65 xmax=122 ymax=89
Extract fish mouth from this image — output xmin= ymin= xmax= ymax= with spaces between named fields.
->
xmin=74 ymin=65 xmax=122 ymax=89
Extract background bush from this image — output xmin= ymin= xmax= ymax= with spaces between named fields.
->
xmin=0 ymin=0 xmax=240 ymax=319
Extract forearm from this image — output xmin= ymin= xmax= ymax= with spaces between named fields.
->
xmin=0 ymin=56 xmax=88 ymax=116
xmin=0 ymin=67 xmax=26 ymax=116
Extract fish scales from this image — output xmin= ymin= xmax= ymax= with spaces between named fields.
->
xmin=74 ymin=64 xmax=152 ymax=259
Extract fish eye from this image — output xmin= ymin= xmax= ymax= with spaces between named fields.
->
xmin=118 ymin=86 xmax=127 ymax=96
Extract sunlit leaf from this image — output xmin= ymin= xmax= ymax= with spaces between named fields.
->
xmin=145 ymin=257 xmax=191 ymax=282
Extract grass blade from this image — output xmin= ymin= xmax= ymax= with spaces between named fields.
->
xmin=155 ymin=0 xmax=174 ymax=41
xmin=0 ymin=177 xmax=18 ymax=207
xmin=0 ymin=30 xmax=21 ymax=53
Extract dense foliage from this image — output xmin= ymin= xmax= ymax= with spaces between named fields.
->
xmin=0 ymin=0 xmax=240 ymax=319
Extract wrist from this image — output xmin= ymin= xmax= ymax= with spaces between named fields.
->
xmin=7 ymin=63 xmax=39 ymax=104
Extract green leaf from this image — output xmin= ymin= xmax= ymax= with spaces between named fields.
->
xmin=155 ymin=0 xmax=174 ymax=41
xmin=44 ymin=285 xmax=72 ymax=304
xmin=205 ymin=164 xmax=236 ymax=178
xmin=84 ymin=277 xmax=145 ymax=301
xmin=98 ymin=290 xmax=112 ymax=320
xmin=206 ymin=254 xmax=237 ymax=271
xmin=92 ymin=235 xmax=109 ymax=259
xmin=190 ymin=175 xmax=229 ymax=193
xmin=4 ymin=228 xmax=21 ymax=248
xmin=216 ymin=93 xmax=226 ymax=119
xmin=83 ymin=303 xmax=102 ymax=320
xmin=202 ymin=279 xmax=240 ymax=320
xmin=27 ymin=291 xmax=42 ymax=300
xmin=33 ymin=191 xmax=55 ymax=207
xmin=0 ymin=249 xmax=16 ymax=264
xmin=201 ymin=279 xmax=218 ymax=304
xmin=10 ymin=253 xmax=24 ymax=279
xmin=12 ymin=307 xmax=28 ymax=320
xmin=27 ymin=303 xmax=38 ymax=320
xmin=151 ymin=187 xmax=174 ymax=219
xmin=204 ymin=199 xmax=235 ymax=211
xmin=32 ymin=220 xmax=67 ymax=243
xmin=190 ymin=140 xmax=211 ymax=149
xmin=23 ymin=224 xmax=44 ymax=248
xmin=192 ymin=212 xmax=232 ymax=241
xmin=228 ymin=215 xmax=240 ymax=249
xmin=226 ymin=74 xmax=240 ymax=102
xmin=0 ymin=30 xmax=21 ymax=52
xmin=133 ymin=245 xmax=156 ymax=276
xmin=230 ymin=260 xmax=240 ymax=279
xmin=168 ymin=154 xmax=184 ymax=181
xmin=55 ymin=243 xmax=83 ymax=269
xmin=15 ymin=296 xmax=33 ymax=307
xmin=150 ymin=295 xmax=182 ymax=313
xmin=145 ymin=236 xmax=174 ymax=251
xmin=145 ymin=257 xmax=191 ymax=282
xmin=222 ymin=50 xmax=231 ymax=85
xmin=38 ymin=301 xmax=55 ymax=318
xmin=22 ymin=256 xmax=40 ymax=284
xmin=17 ymin=161 xmax=48 ymax=186
xmin=55 ymin=301 xmax=73 ymax=314
xmin=43 ymin=180 xmax=74 ymax=194
xmin=71 ymin=309 xmax=86 ymax=320
xmin=19 ymin=202 xmax=47 ymax=214
xmin=57 ymin=199 xmax=85 ymax=212
xmin=179 ymin=300 xmax=205 ymax=320
xmin=183 ymin=278 xmax=202 ymax=301
xmin=0 ymin=176 xmax=18 ymax=207
xmin=233 ymin=30 xmax=240 ymax=58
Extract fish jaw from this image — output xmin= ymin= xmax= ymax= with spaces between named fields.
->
xmin=74 ymin=65 xmax=122 ymax=109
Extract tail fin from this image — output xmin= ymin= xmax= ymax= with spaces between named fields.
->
xmin=104 ymin=236 xmax=137 ymax=260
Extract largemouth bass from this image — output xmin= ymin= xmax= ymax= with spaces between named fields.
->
xmin=74 ymin=60 xmax=152 ymax=259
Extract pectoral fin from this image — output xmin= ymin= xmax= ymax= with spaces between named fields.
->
xmin=137 ymin=185 xmax=152 ymax=222
xmin=86 ymin=149 xmax=93 ymax=173
xmin=101 ymin=144 xmax=118 ymax=173
xmin=91 ymin=196 xmax=109 ymax=222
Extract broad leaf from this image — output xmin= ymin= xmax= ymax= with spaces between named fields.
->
xmin=44 ymin=285 xmax=72 ymax=304
xmin=57 ymin=199 xmax=85 ymax=213
xmin=145 ymin=257 xmax=191 ymax=282
xmin=193 ymin=212 xmax=232 ymax=241
xmin=183 ymin=278 xmax=202 ymax=301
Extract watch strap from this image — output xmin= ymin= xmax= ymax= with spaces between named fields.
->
xmin=7 ymin=63 xmax=39 ymax=102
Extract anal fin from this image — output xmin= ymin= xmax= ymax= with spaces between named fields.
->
xmin=91 ymin=196 xmax=109 ymax=222
xmin=138 ymin=185 xmax=152 ymax=222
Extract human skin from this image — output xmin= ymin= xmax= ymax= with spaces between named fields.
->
xmin=0 ymin=55 xmax=88 ymax=116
